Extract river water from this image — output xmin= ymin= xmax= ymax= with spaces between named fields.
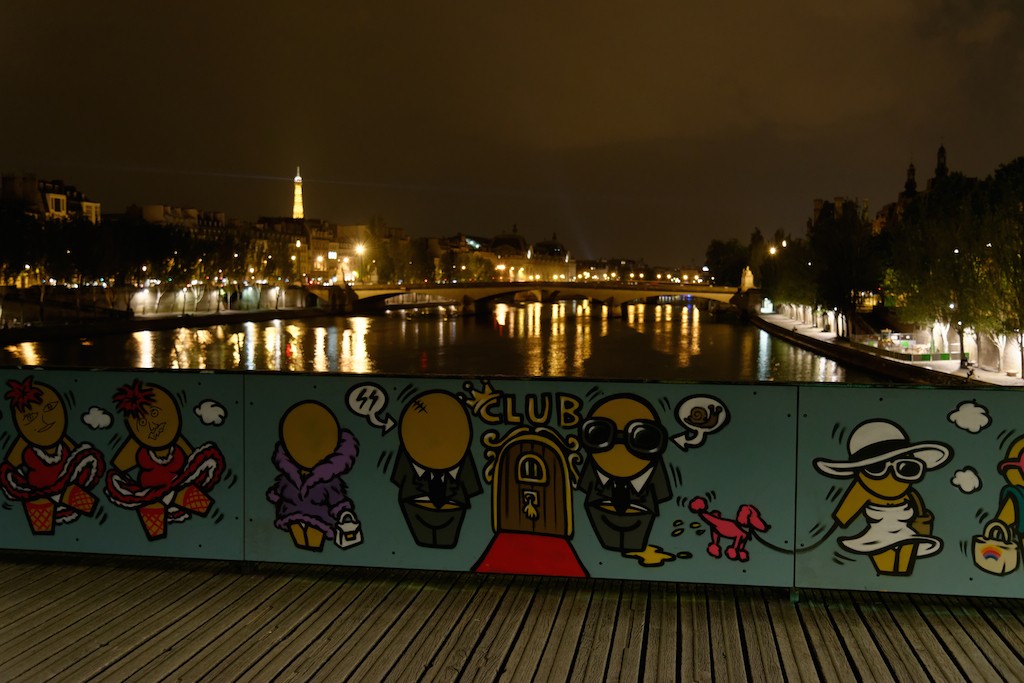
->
xmin=0 ymin=301 xmax=885 ymax=383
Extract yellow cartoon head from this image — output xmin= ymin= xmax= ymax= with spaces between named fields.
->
xmin=113 ymin=380 xmax=181 ymax=449
xmin=280 ymin=401 xmax=340 ymax=471
xmin=399 ymin=391 xmax=471 ymax=471
xmin=581 ymin=395 xmax=667 ymax=479
xmin=5 ymin=377 xmax=66 ymax=449
xmin=815 ymin=419 xmax=950 ymax=497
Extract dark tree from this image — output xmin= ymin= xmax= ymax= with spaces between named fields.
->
xmin=704 ymin=238 xmax=748 ymax=287
xmin=984 ymin=158 xmax=1024 ymax=372
xmin=408 ymin=238 xmax=436 ymax=283
xmin=807 ymin=199 xmax=881 ymax=339
xmin=0 ymin=200 xmax=35 ymax=286
xmin=887 ymin=173 xmax=993 ymax=364
xmin=761 ymin=236 xmax=815 ymax=307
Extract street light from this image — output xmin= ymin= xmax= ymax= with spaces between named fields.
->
xmin=355 ymin=243 xmax=366 ymax=283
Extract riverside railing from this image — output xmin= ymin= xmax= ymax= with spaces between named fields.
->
xmin=1 ymin=367 xmax=1021 ymax=598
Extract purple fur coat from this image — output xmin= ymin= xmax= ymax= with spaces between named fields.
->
xmin=266 ymin=431 xmax=358 ymax=537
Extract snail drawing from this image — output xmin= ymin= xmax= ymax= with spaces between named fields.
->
xmin=673 ymin=395 xmax=730 ymax=450
xmin=683 ymin=404 xmax=723 ymax=431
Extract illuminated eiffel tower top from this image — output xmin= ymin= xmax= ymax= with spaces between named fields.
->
xmin=292 ymin=166 xmax=304 ymax=220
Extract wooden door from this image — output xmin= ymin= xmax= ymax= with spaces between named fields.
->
xmin=496 ymin=438 xmax=570 ymax=537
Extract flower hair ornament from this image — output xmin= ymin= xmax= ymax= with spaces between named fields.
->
xmin=112 ymin=379 xmax=156 ymax=418
xmin=5 ymin=377 xmax=43 ymax=412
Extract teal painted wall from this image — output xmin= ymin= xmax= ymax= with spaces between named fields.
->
xmin=0 ymin=370 xmax=244 ymax=559
xmin=1 ymin=368 xmax=1021 ymax=597
xmin=795 ymin=384 xmax=1024 ymax=597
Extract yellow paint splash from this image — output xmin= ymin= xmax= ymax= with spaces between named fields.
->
xmin=624 ymin=545 xmax=676 ymax=567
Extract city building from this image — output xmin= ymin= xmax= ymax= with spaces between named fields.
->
xmin=256 ymin=217 xmax=322 ymax=283
xmin=813 ymin=196 xmax=869 ymax=226
xmin=576 ymin=258 xmax=653 ymax=282
xmin=433 ymin=227 xmax=576 ymax=283
xmin=1 ymin=173 xmax=101 ymax=224
xmin=135 ymin=204 xmax=232 ymax=241
xmin=336 ymin=224 xmax=373 ymax=283
xmin=873 ymin=146 xmax=976 ymax=235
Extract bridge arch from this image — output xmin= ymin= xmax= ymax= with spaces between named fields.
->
xmin=304 ymin=282 xmax=754 ymax=317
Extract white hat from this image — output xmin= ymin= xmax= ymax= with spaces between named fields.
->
xmin=813 ymin=419 xmax=951 ymax=478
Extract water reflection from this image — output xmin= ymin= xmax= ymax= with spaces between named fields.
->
xmin=242 ymin=322 xmax=255 ymax=369
xmin=313 ymin=327 xmax=327 ymax=372
xmin=494 ymin=303 xmax=509 ymax=328
xmin=8 ymin=342 xmax=41 ymax=366
xmin=0 ymin=302 xmax=882 ymax=383
xmin=133 ymin=331 xmax=154 ymax=368
xmin=340 ymin=317 xmax=372 ymax=374
xmin=264 ymin=321 xmax=281 ymax=370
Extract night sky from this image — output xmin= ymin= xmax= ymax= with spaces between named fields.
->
xmin=4 ymin=3 xmax=1023 ymax=266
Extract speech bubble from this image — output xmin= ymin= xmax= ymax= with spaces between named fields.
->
xmin=672 ymin=394 xmax=730 ymax=451
xmin=346 ymin=383 xmax=396 ymax=434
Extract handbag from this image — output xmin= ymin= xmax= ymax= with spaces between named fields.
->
xmin=911 ymin=509 xmax=933 ymax=536
xmin=972 ymin=520 xmax=1019 ymax=575
xmin=908 ymin=489 xmax=933 ymax=535
xmin=334 ymin=510 xmax=363 ymax=549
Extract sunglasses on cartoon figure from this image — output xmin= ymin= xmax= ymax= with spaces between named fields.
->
xmin=861 ymin=457 xmax=925 ymax=482
xmin=580 ymin=417 xmax=667 ymax=458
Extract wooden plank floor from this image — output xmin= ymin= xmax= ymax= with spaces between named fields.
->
xmin=2 ymin=552 xmax=1024 ymax=682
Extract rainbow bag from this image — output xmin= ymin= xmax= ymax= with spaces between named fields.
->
xmin=973 ymin=520 xmax=1019 ymax=575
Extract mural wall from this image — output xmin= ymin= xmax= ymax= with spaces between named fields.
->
xmin=1 ymin=368 xmax=1022 ymax=598
xmin=795 ymin=384 xmax=1024 ymax=596
xmin=0 ymin=370 xmax=243 ymax=559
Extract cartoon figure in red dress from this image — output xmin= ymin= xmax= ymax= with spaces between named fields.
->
xmin=104 ymin=380 xmax=225 ymax=540
xmin=0 ymin=377 xmax=104 ymax=534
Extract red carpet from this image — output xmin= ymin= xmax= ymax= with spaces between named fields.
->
xmin=473 ymin=532 xmax=588 ymax=577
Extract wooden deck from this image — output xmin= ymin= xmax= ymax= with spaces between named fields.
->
xmin=2 ymin=552 xmax=1023 ymax=682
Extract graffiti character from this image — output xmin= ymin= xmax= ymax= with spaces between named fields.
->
xmin=814 ymin=419 xmax=950 ymax=576
xmin=391 ymin=390 xmax=482 ymax=548
xmin=0 ymin=377 xmax=104 ymax=534
xmin=969 ymin=435 xmax=1024 ymax=575
xmin=688 ymin=496 xmax=768 ymax=561
xmin=577 ymin=394 xmax=671 ymax=552
xmin=267 ymin=400 xmax=361 ymax=551
xmin=104 ymin=380 xmax=225 ymax=540
xmin=993 ymin=435 xmax=1024 ymax=535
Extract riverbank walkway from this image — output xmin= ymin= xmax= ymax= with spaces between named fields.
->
xmin=2 ymin=550 xmax=1023 ymax=682
xmin=757 ymin=311 xmax=1024 ymax=388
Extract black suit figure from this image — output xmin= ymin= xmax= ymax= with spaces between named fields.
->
xmin=577 ymin=395 xmax=671 ymax=553
xmin=392 ymin=390 xmax=482 ymax=548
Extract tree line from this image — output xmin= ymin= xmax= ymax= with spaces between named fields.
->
xmin=703 ymin=156 xmax=1024 ymax=369
xmin=0 ymin=205 xmax=446 ymax=321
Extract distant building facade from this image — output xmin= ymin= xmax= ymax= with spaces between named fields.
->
xmin=435 ymin=227 xmax=576 ymax=282
xmin=576 ymin=258 xmax=661 ymax=282
xmin=1 ymin=173 xmax=101 ymax=224
xmin=873 ymin=145 xmax=974 ymax=234
xmin=1 ymin=167 xmax=677 ymax=291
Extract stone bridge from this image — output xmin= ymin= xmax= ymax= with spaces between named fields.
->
xmin=306 ymin=282 xmax=758 ymax=318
